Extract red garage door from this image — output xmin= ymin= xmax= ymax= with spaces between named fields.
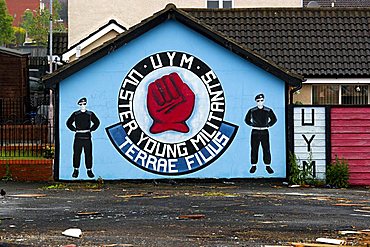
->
xmin=331 ymin=107 xmax=370 ymax=186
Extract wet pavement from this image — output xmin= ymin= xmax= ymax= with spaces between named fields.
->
xmin=0 ymin=180 xmax=369 ymax=246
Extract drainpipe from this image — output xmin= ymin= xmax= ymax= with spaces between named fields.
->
xmin=48 ymin=0 xmax=54 ymax=144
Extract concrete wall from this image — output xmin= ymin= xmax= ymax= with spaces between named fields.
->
xmin=69 ymin=0 xmax=302 ymax=47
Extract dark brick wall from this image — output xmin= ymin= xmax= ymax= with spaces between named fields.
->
xmin=0 ymin=160 xmax=53 ymax=181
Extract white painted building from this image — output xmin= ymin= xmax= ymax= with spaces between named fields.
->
xmin=68 ymin=0 xmax=302 ymax=47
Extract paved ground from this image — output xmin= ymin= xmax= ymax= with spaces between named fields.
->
xmin=0 ymin=180 xmax=369 ymax=247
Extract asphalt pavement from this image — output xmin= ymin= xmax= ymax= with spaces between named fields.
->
xmin=0 ymin=180 xmax=369 ymax=247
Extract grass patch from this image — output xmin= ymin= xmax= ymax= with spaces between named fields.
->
xmin=1 ymin=147 xmax=53 ymax=160
xmin=0 ymin=157 xmax=47 ymax=160
xmin=41 ymin=178 xmax=105 ymax=190
xmin=42 ymin=183 xmax=69 ymax=190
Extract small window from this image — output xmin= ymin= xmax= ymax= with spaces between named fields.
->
xmin=207 ymin=0 xmax=219 ymax=8
xmin=312 ymin=85 xmax=339 ymax=105
xmin=341 ymin=85 xmax=368 ymax=105
xmin=223 ymin=0 xmax=232 ymax=8
xmin=312 ymin=84 xmax=369 ymax=105
xmin=207 ymin=0 xmax=233 ymax=9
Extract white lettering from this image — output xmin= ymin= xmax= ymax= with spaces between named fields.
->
xmin=119 ymin=136 xmax=132 ymax=149
xmin=150 ymin=54 xmax=163 ymax=69
xmin=211 ymin=102 xmax=225 ymax=112
xmin=168 ymin=159 xmax=178 ymax=173
xmin=185 ymin=155 xmax=195 ymax=170
xmin=119 ymin=89 xmax=134 ymax=100
xmin=198 ymin=146 xmax=215 ymax=163
xmin=145 ymin=155 xmax=157 ymax=170
xmin=201 ymin=70 xmax=217 ymax=84
xmin=128 ymin=69 xmax=144 ymax=83
xmin=177 ymin=142 xmax=188 ymax=156
xmin=123 ymin=120 xmax=138 ymax=135
xmin=125 ymin=144 xmax=139 ymax=160
xmin=214 ymin=132 xmax=229 ymax=146
xmin=155 ymin=142 xmax=166 ymax=157
xmin=190 ymin=134 xmax=208 ymax=151
xmin=208 ymin=111 xmax=222 ymax=122
xmin=144 ymin=138 xmax=157 ymax=153
xmin=134 ymin=150 xmax=148 ymax=166
xmin=157 ymin=158 xmax=167 ymax=173
xmin=201 ymin=128 xmax=217 ymax=139
xmin=167 ymin=52 xmax=176 ymax=66
xmin=180 ymin=54 xmax=194 ymax=70
xmin=137 ymin=132 xmax=149 ymax=146
xmin=210 ymin=90 xmax=224 ymax=102
xmin=206 ymin=120 xmax=219 ymax=130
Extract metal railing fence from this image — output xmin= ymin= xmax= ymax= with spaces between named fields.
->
xmin=0 ymin=97 xmax=54 ymax=159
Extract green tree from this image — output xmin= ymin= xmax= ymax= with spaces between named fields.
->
xmin=20 ymin=0 xmax=66 ymax=46
xmin=0 ymin=0 xmax=14 ymax=46
xmin=13 ymin=26 xmax=26 ymax=46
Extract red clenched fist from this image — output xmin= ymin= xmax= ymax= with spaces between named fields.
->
xmin=147 ymin=72 xmax=195 ymax=134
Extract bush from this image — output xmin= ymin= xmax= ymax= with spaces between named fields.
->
xmin=326 ymin=156 xmax=349 ymax=188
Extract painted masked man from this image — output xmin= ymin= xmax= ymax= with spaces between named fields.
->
xmin=245 ymin=93 xmax=277 ymax=174
xmin=66 ymin=97 xmax=100 ymax=178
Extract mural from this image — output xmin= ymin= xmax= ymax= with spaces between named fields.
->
xmin=245 ymin=93 xmax=277 ymax=174
xmin=66 ymin=97 xmax=100 ymax=178
xmin=293 ymin=107 xmax=326 ymax=179
xmin=58 ymin=20 xmax=288 ymax=180
xmin=106 ymin=51 xmax=238 ymax=175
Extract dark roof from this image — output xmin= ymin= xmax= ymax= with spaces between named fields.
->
xmin=48 ymin=32 xmax=68 ymax=56
xmin=304 ymin=0 xmax=370 ymax=7
xmin=0 ymin=47 xmax=30 ymax=57
xmin=184 ymin=8 xmax=370 ymax=77
xmin=43 ymin=5 xmax=303 ymax=87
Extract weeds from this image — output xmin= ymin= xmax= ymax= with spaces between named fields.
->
xmin=326 ymin=156 xmax=349 ymax=188
xmin=41 ymin=177 xmax=105 ymax=190
xmin=42 ymin=183 xmax=68 ymax=190
xmin=288 ymin=152 xmax=316 ymax=186
xmin=1 ymin=162 xmax=13 ymax=181
xmin=288 ymin=152 xmax=302 ymax=185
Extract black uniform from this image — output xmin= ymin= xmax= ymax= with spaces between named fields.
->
xmin=245 ymin=106 xmax=277 ymax=165
xmin=66 ymin=110 xmax=100 ymax=169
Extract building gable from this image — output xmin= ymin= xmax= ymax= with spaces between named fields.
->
xmin=54 ymin=5 xmax=303 ymax=180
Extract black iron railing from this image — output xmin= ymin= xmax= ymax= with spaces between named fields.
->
xmin=0 ymin=97 xmax=54 ymax=159
xmin=0 ymin=123 xmax=54 ymax=158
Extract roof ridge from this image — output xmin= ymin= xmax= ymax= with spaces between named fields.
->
xmin=182 ymin=7 xmax=370 ymax=11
